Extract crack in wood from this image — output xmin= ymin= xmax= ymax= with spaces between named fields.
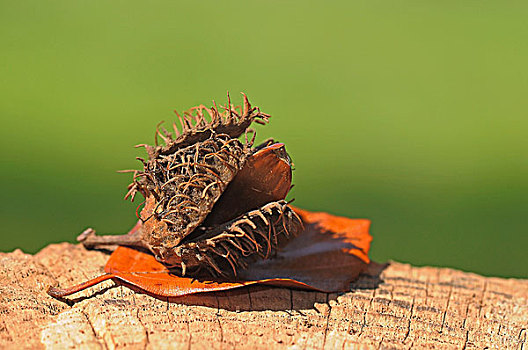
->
xmin=80 ymin=308 xmax=99 ymax=344
xmin=462 ymin=330 xmax=469 ymax=350
xmin=440 ymin=284 xmax=453 ymax=334
xmin=214 ymin=294 xmax=225 ymax=347
xmin=321 ymin=293 xmax=332 ymax=349
xmin=403 ymin=297 xmax=415 ymax=343
xmin=135 ymin=306 xmax=150 ymax=349
xmin=358 ymin=288 xmax=375 ymax=339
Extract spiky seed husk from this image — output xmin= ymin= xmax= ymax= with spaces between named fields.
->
xmin=174 ymin=201 xmax=303 ymax=277
xmin=78 ymin=95 xmax=300 ymax=278
xmin=134 ymin=134 xmax=250 ymax=265
xmin=142 ymin=93 xmax=270 ymax=160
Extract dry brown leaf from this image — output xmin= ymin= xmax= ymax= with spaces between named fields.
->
xmin=48 ymin=208 xmax=371 ymax=299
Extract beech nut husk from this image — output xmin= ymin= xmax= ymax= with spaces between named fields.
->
xmin=78 ymin=94 xmax=302 ymax=277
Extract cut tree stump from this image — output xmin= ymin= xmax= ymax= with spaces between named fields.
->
xmin=1 ymin=243 xmax=526 ymax=349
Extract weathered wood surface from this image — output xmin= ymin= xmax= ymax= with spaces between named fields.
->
xmin=1 ymin=243 xmax=526 ymax=349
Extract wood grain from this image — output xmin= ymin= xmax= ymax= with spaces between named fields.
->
xmin=1 ymin=243 xmax=526 ymax=349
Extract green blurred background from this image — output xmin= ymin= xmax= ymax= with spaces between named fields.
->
xmin=1 ymin=1 xmax=526 ymax=278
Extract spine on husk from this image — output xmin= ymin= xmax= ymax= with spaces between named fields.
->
xmin=175 ymin=201 xmax=303 ymax=277
xmin=137 ymin=93 xmax=270 ymax=160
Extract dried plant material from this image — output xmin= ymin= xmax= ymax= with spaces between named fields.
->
xmin=78 ymin=95 xmax=302 ymax=277
xmin=48 ymin=93 xmax=373 ymax=301
xmin=202 ymin=141 xmax=292 ymax=227
xmin=48 ymin=209 xmax=371 ymax=299
xmin=143 ymin=93 xmax=270 ymax=159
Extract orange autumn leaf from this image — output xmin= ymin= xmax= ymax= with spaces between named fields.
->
xmin=47 ymin=209 xmax=371 ymax=299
